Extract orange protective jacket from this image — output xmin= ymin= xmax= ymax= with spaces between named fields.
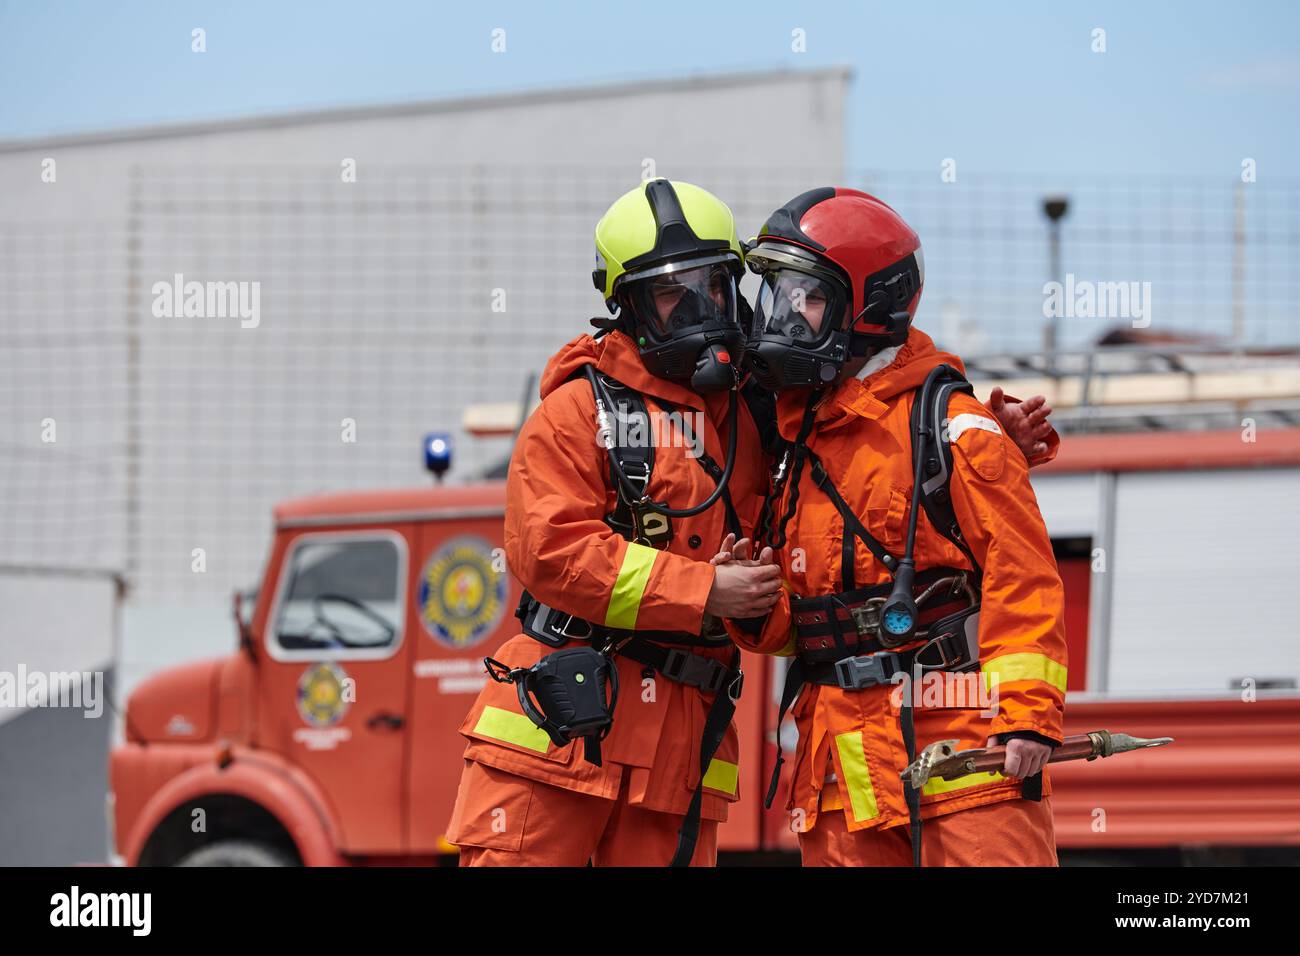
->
xmin=727 ymin=329 xmax=1068 ymax=834
xmin=454 ymin=330 xmax=768 ymax=822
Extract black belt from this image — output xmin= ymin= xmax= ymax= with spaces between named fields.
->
xmin=618 ymin=638 xmax=743 ymax=695
xmin=517 ymin=590 xmax=730 ymax=650
xmin=789 ymin=568 xmax=974 ymax=663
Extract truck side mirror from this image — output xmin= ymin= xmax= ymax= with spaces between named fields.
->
xmin=233 ymin=590 xmax=257 ymax=656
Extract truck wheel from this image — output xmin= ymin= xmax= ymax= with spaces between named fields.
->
xmin=176 ymin=840 xmax=298 ymax=867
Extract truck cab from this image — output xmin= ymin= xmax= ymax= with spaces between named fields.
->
xmin=109 ymin=483 xmax=517 ymax=865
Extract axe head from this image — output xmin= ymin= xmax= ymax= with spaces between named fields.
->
xmin=901 ymin=739 xmax=966 ymax=790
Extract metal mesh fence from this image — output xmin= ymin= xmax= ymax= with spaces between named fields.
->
xmin=2 ymin=163 xmax=1298 ymax=603
xmin=862 ymin=171 xmax=1300 ymax=353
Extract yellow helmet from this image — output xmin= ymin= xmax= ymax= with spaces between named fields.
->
xmin=592 ymin=179 xmax=745 ymax=302
xmin=591 ymin=180 xmax=746 ymax=389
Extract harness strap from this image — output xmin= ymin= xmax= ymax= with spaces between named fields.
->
xmin=515 ymin=591 xmax=730 ymax=649
xmin=767 ymin=391 xmax=820 ymax=550
xmin=764 ymin=645 xmax=921 ymax=812
xmin=899 ymin=670 xmax=923 ymax=868
xmin=764 ymin=658 xmax=807 ymax=809
xmin=911 ymin=367 xmax=983 ymax=578
xmin=806 ymin=451 xmax=900 ymax=584
xmin=592 ymin=373 xmax=663 ymax=546
xmin=671 ymin=646 xmax=742 ymax=867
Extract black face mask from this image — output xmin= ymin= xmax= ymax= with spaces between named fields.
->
xmin=622 ymin=263 xmax=743 ymax=392
xmin=633 ymin=324 xmax=743 ymax=391
xmin=744 ymin=266 xmax=853 ymax=390
xmin=743 ymin=254 xmax=917 ymax=391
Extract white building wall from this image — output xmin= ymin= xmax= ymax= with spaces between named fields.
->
xmin=0 ymin=70 xmax=849 ymax=620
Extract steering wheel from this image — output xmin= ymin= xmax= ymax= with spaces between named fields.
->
xmin=311 ymin=593 xmax=396 ymax=648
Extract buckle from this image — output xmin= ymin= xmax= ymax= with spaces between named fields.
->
xmin=483 ymin=657 xmax=515 ymax=685
xmin=621 ymin=460 xmax=651 ymax=501
xmin=849 ymin=598 xmax=884 ymax=636
xmin=914 ymin=611 xmax=980 ymax=674
xmin=551 ymin=612 xmax=593 ymax=641
xmin=662 ymin=648 xmax=725 ymax=691
xmin=728 ymin=668 xmax=744 ymax=702
xmin=772 ymin=448 xmax=791 ymax=485
xmin=832 ymin=651 xmax=899 ymax=691
xmin=914 ymin=633 xmax=959 ymax=671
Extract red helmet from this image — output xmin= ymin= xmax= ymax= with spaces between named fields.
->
xmin=744 ymin=187 xmax=924 ymax=389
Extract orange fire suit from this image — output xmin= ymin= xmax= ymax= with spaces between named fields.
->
xmin=727 ymin=329 xmax=1068 ymax=866
xmin=446 ymin=330 xmax=768 ymax=866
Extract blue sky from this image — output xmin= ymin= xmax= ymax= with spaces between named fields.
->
xmin=1 ymin=0 xmax=1297 ymax=177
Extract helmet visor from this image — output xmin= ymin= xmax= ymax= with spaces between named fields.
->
xmin=623 ymin=260 xmax=738 ymax=342
xmin=753 ymin=268 xmax=849 ymax=348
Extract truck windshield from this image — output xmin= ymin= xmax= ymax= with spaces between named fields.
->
xmin=272 ymin=535 xmax=403 ymax=654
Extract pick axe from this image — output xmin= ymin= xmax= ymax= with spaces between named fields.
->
xmin=901 ymin=730 xmax=1174 ymax=790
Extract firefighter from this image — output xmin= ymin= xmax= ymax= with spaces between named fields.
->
xmin=721 ymin=187 xmax=1068 ymax=866
xmin=445 ymin=180 xmax=781 ymax=866
xmin=447 ymin=180 xmax=1056 ymax=867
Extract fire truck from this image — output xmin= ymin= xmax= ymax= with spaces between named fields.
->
xmin=108 ymin=346 xmax=1300 ymax=865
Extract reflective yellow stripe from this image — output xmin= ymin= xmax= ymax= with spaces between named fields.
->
xmin=833 ymin=731 xmax=880 ymax=822
xmin=702 ymin=758 xmax=739 ymax=796
xmin=472 ymin=705 xmax=551 ymax=753
xmin=982 ymin=652 xmax=1068 ymax=694
xmin=605 ymin=541 xmax=657 ymax=630
xmin=922 ymin=769 xmax=1007 ymax=796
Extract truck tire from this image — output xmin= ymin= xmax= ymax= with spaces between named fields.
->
xmin=176 ymin=840 xmax=298 ymax=867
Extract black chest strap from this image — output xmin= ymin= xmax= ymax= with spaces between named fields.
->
xmin=592 ymin=374 xmax=664 ymax=546
xmin=806 ymin=450 xmax=899 ymax=591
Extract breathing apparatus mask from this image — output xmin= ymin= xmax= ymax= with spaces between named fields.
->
xmin=744 ymin=240 xmax=921 ymax=391
xmin=614 ymin=254 xmax=744 ymax=393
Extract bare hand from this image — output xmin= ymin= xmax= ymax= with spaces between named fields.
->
xmin=710 ymin=533 xmax=776 ymax=569
xmin=988 ymin=734 xmax=1052 ymax=779
xmin=988 ymin=387 xmax=1054 ymax=461
xmin=705 ymin=536 xmax=781 ymax=618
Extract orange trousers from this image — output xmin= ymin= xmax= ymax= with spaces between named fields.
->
xmin=799 ymin=795 xmax=1058 ymax=866
xmin=449 ymin=759 xmax=718 ymax=867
